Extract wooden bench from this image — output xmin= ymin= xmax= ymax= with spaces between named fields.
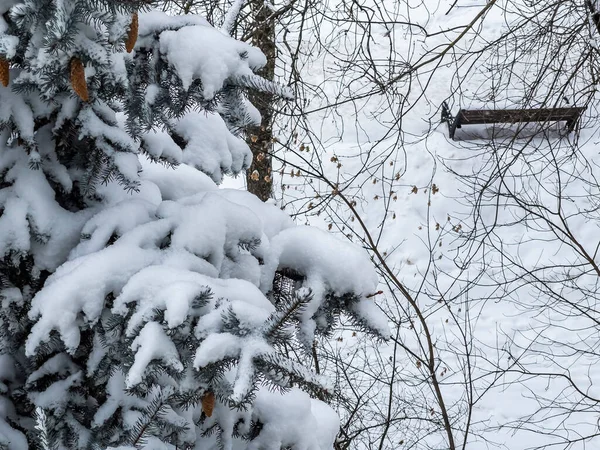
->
xmin=441 ymin=102 xmax=586 ymax=140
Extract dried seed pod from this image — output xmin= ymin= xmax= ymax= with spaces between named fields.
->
xmin=202 ymin=391 xmax=215 ymax=417
xmin=0 ymin=57 xmax=9 ymax=87
xmin=70 ymin=57 xmax=88 ymax=101
xmin=125 ymin=13 xmax=138 ymax=53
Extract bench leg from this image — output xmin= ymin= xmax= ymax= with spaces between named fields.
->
xmin=441 ymin=102 xmax=452 ymax=122
xmin=449 ymin=116 xmax=461 ymax=140
xmin=441 ymin=102 xmax=458 ymax=140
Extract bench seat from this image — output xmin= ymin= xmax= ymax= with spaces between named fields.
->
xmin=441 ymin=103 xmax=585 ymax=140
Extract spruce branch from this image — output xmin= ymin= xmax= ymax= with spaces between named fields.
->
xmin=34 ymin=407 xmax=56 ymax=450
xmin=230 ymin=74 xmax=294 ymax=100
xmin=262 ymin=289 xmax=312 ymax=344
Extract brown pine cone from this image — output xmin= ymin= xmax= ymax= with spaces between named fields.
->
xmin=70 ymin=57 xmax=89 ymax=101
xmin=0 ymin=57 xmax=9 ymax=87
xmin=202 ymin=391 xmax=215 ymax=417
xmin=125 ymin=13 xmax=138 ymax=53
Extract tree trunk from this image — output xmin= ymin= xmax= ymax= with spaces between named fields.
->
xmin=246 ymin=0 xmax=275 ymax=201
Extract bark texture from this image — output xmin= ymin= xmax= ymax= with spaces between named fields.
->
xmin=245 ymin=1 xmax=275 ymax=201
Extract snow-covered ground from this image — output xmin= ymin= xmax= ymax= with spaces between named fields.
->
xmin=228 ymin=0 xmax=600 ymax=448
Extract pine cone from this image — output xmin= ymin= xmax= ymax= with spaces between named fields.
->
xmin=70 ymin=58 xmax=89 ymax=101
xmin=0 ymin=57 xmax=9 ymax=87
xmin=202 ymin=391 xmax=215 ymax=417
xmin=125 ymin=12 xmax=138 ymax=53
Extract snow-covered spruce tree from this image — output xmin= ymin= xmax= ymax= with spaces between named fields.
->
xmin=0 ymin=1 xmax=389 ymax=449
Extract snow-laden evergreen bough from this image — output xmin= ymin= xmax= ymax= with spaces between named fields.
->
xmin=0 ymin=0 xmax=389 ymax=448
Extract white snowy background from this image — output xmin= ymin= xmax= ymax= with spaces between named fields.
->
xmin=222 ymin=0 xmax=600 ymax=448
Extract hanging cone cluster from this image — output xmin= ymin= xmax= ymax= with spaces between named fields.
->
xmin=201 ymin=391 xmax=215 ymax=417
xmin=70 ymin=57 xmax=88 ymax=101
xmin=125 ymin=12 xmax=138 ymax=53
xmin=0 ymin=57 xmax=8 ymax=87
